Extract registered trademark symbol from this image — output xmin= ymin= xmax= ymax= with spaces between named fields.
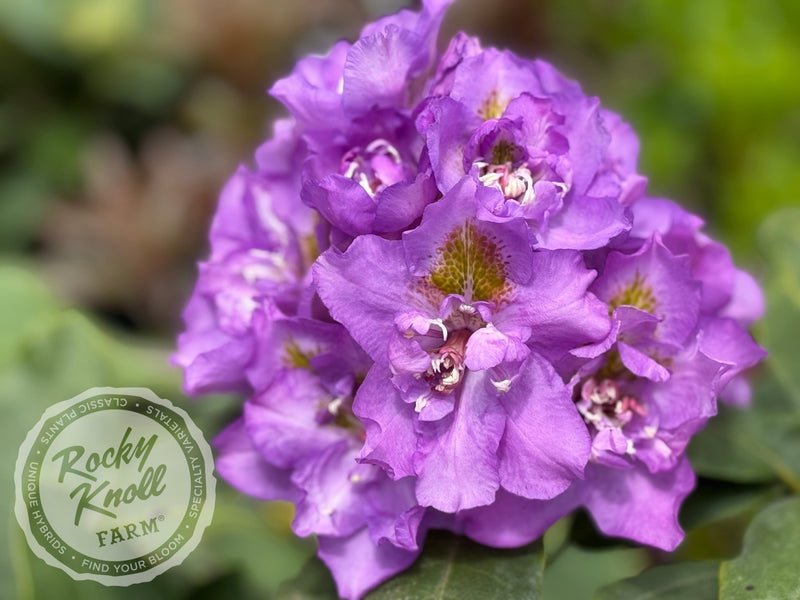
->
xmin=158 ymin=514 xmax=165 ymax=522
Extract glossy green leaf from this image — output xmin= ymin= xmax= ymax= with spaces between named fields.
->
xmin=680 ymin=480 xmax=782 ymax=532
xmin=677 ymin=480 xmax=781 ymax=563
xmin=594 ymin=561 xmax=718 ymax=600
xmin=544 ymin=545 xmax=649 ymax=600
xmin=720 ymin=497 xmax=800 ymax=599
xmin=367 ymin=531 xmax=545 ymax=600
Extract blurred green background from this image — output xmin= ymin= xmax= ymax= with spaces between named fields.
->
xmin=1 ymin=0 xmax=799 ymax=598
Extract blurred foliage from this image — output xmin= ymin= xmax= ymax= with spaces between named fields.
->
xmin=1 ymin=0 xmax=799 ymax=598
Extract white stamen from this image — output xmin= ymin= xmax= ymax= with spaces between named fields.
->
xmin=327 ymin=397 xmax=343 ymax=415
xmin=366 ymin=138 xmax=402 ymax=164
xmin=357 ymin=172 xmax=374 ymax=197
xmin=349 ymin=473 xmax=362 ymax=483
xmin=516 ymin=168 xmax=536 ymax=204
xmin=643 ymin=426 xmax=658 ymax=438
xmin=582 ymin=410 xmax=602 ymax=423
xmin=415 ymin=395 xmax=429 ymax=413
xmin=342 ymin=160 xmax=359 ymax=179
xmin=491 ymin=379 xmax=512 ymax=393
xmin=626 ymin=439 xmax=636 ymax=455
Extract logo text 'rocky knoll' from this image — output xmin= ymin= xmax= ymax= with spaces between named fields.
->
xmin=51 ymin=427 xmax=166 ymax=527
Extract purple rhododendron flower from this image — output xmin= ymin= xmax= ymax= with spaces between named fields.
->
xmin=314 ymin=176 xmax=609 ymax=513
xmin=173 ymin=1 xmax=767 ymax=598
xmin=418 ymin=33 xmax=646 ymax=250
xmin=172 ymin=139 xmax=319 ymax=395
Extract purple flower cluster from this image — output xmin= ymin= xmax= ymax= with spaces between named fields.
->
xmin=174 ymin=2 xmax=766 ymax=597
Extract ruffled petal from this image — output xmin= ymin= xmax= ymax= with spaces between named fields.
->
xmin=498 ymin=352 xmax=590 ymax=499
xmin=581 ymin=457 xmax=695 ymax=551
xmin=414 ymin=370 xmax=505 ymax=511
xmin=353 ymin=364 xmax=418 ymax=479
xmin=318 ymin=528 xmax=420 ymax=600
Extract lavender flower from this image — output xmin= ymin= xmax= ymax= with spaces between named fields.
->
xmin=172 ymin=134 xmax=318 ymax=395
xmin=314 ymin=176 xmax=609 ymax=513
xmin=456 ymin=225 xmax=766 ymax=551
xmin=173 ymin=1 xmax=767 ymax=597
xmin=418 ymin=34 xmax=647 ymax=250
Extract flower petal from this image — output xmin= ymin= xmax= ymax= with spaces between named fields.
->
xmin=318 ymin=528 xmax=420 ymax=600
xmin=581 ymin=457 xmax=695 ymax=551
xmin=353 ymin=363 xmax=418 ymax=479
xmin=414 ymin=370 xmax=505 ymax=511
xmin=460 ymin=487 xmax=580 ymax=548
xmin=213 ymin=419 xmax=299 ymax=502
xmin=498 ymin=352 xmax=590 ymax=499
xmin=314 ymin=235 xmax=428 ymax=362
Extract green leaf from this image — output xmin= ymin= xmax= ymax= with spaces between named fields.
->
xmin=677 ymin=480 xmax=782 ymax=562
xmin=680 ymin=480 xmax=782 ymax=532
xmin=594 ymin=561 xmax=719 ymax=600
xmin=275 ymin=557 xmax=339 ymax=600
xmin=366 ymin=531 xmax=545 ymax=600
xmin=720 ymin=497 xmax=800 ymax=599
xmin=687 ymin=405 xmax=776 ymax=483
xmin=181 ymin=490 xmax=312 ymax=594
xmin=688 ymin=372 xmax=800 ymax=492
xmin=543 ymin=545 xmax=649 ymax=600
xmin=0 ymin=178 xmax=52 ymax=252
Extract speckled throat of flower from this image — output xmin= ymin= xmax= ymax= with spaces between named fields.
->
xmin=426 ymin=221 xmax=512 ymax=303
